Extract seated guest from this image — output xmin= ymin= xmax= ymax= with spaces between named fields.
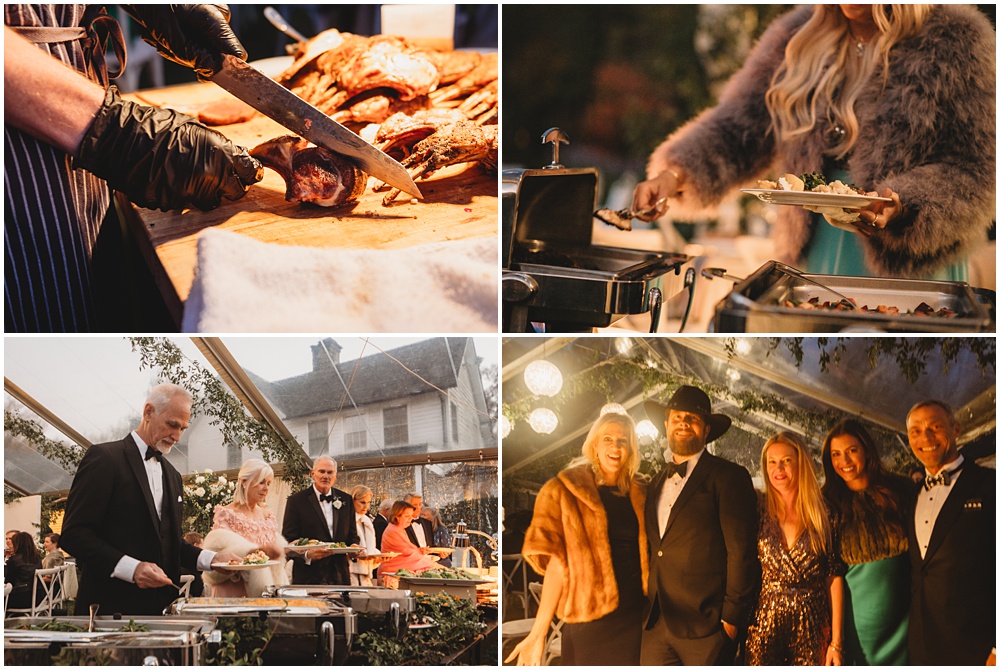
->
xmin=203 ymin=459 xmax=288 ymax=597
xmin=745 ymin=432 xmax=846 ymax=666
xmin=374 ymin=499 xmax=392 ymax=549
xmin=378 ymin=501 xmax=439 ymax=578
xmin=181 ymin=532 xmax=206 ymax=597
xmin=821 ymin=420 xmax=910 ymax=665
xmin=41 ymin=533 xmax=66 ymax=570
xmin=420 ymin=507 xmax=452 ymax=567
xmin=5 ymin=531 xmax=42 ymax=610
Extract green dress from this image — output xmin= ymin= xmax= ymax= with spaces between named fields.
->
xmin=830 ymin=484 xmax=910 ymax=666
xmin=804 ymin=168 xmax=968 ymax=280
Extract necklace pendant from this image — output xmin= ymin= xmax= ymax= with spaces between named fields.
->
xmin=856 ymin=41 xmax=864 ymax=57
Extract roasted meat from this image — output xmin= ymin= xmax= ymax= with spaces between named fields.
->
xmin=337 ymin=35 xmax=440 ymax=101
xmin=250 ymin=135 xmax=367 ymax=207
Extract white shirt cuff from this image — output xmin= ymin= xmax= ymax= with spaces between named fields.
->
xmin=111 ymin=555 xmax=140 ymax=583
xmin=197 ymin=550 xmax=217 ymax=572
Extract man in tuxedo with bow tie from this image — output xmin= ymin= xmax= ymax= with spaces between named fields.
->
xmin=61 ymin=384 xmax=239 ymax=615
xmin=641 ymin=386 xmax=760 ymax=665
xmin=904 ymin=400 xmax=995 ymax=665
xmin=282 ymin=456 xmax=360 ymax=585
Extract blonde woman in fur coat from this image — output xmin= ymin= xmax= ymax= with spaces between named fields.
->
xmin=632 ymin=5 xmax=995 ymax=280
xmin=203 ymin=459 xmax=288 ymax=598
xmin=505 ymin=412 xmax=648 ymax=666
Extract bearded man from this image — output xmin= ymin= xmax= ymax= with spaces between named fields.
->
xmin=62 ymin=383 xmax=238 ymax=615
xmin=641 ymin=386 xmax=760 ymax=665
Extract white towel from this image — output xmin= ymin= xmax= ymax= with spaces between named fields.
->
xmin=182 ymin=229 xmax=498 ymax=332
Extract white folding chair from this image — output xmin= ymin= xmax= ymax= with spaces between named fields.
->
xmin=3 ymin=582 xmax=12 ymax=613
xmin=528 ymin=581 xmax=563 ymax=665
xmin=502 ymin=553 xmax=529 ymax=618
xmin=6 ymin=567 xmax=63 ymax=617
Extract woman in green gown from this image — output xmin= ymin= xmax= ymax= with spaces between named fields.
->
xmin=820 ymin=419 xmax=911 ymax=665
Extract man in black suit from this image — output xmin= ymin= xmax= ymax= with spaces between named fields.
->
xmin=373 ymin=498 xmax=392 ymax=549
xmin=61 ymin=384 xmax=238 ymax=616
xmin=904 ymin=400 xmax=995 ymax=665
xmin=282 ymin=456 xmax=360 ymax=585
xmin=403 ymin=493 xmax=435 ymax=549
xmin=641 ymin=386 xmax=760 ymax=666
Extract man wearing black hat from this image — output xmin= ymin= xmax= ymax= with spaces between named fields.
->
xmin=640 ymin=385 xmax=760 ymax=665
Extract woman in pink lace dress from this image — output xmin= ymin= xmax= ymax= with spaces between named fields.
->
xmin=203 ymin=459 xmax=288 ymax=597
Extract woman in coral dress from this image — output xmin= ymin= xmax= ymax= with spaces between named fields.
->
xmin=377 ymin=501 xmax=439 ymax=578
xmin=203 ymin=459 xmax=288 ymax=597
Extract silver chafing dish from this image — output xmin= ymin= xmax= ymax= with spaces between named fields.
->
xmin=265 ymin=585 xmax=414 ymax=638
xmin=168 ymin=596 xmax=356 ymax=665
xmin=4 ymin=615 xmax=215 ymax=666
xmin=709 ymin=260 xmax=996 ymax=332
xmin=503 ymin=128 xmax=692 ymax=332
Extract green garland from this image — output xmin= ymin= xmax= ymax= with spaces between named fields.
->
xmin=4 ymin=410 xmax=85 ymax=472
xmin=129 ymin=337 xmax=309 ymax=480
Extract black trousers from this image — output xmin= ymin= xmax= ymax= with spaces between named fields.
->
xmin=640 ymin=612 xmax=738 ymax=666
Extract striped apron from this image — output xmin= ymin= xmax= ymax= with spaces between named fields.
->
xmin=4 ymin=4 xmax=125 ymax=332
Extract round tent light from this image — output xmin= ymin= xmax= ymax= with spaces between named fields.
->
xmin=727 ymin=368 xmax=742 ymax=383
xmin=528 ymin=408 xmax=558 ymax=434
xmin=734 ymin=338 xmax=753 ymax=357
xmin=523 ymin=360 xmax=563 ymax=397
xmin=636 ymin=419 xmax=659 ymax=444
xmin=499 ymin=415 xmax=511 ymax=439
xmin=600 ymin=402 xmax=628 ymax=416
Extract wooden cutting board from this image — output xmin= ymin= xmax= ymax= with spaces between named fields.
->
xmin=120 ymin=82 xmax=497 ymax=322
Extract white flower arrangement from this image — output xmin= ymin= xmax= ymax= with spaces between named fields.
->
xmin=183 ymin=468 xmax=235 ymax=535
xmin=194 ymin=487 xmax=206 ymax=497
xmin=195 ymin=476 xmax=205 ymax=484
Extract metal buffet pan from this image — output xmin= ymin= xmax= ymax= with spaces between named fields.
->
xmin=502 ymin=128 xmax=694 ymax=333
xmin=708 ymin=261 xmax=996 ymax=333
xmin=4 ymin=615 xmax=216 ymax=666
xmin=265 ymin=585 xmax=414 ymax=638
xmin=169 ymin=597 xmax=357 ymax=665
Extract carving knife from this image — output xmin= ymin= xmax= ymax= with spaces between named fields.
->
xmin=211 ymin=54 xmax=422 ymax=199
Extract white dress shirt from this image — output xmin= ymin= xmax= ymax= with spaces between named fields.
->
xmin=112 ymin=432 xmax=215 ymax=582
xmin=315 ymin=486 xmax=336 ymax=536
xmin=657 ymin=449 xmax=705 ymax=538
xmin=913 ymin=454 xmax=965 ymax=559
xmin=410 ymin=518 xmax=428 ymax=547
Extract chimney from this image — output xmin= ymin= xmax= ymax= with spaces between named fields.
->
xmin=311 ymin=338 xmax=342 ymax=371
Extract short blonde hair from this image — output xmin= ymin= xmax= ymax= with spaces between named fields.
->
xmin=351 ymin=484 xmax=372 ymax=500
xmin=233 ymin=459 xmax=274 ymax=507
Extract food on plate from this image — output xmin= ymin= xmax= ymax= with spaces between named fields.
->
xmin=230 ymin=550 xmax=269 ymax=565
xmin=250 ymin=135 xmax=367 ymax=207
xmin=756 ymin=172 xmax=878 ymax=197
xmin=196 ymin=98 xmax=257 ymax=126
xmin=781 ymin=296 xmax=959 ymax=317
xmin=292 ymin=538 xmax=324 ymax=546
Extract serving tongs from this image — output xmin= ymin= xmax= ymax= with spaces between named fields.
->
xmin=702 ymin=262 xmax=858 ymax=310
xmin=594 ymin=198 xmax=668 ymax=231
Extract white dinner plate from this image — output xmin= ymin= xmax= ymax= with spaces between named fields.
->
xmin=741 ymin=188 xmax=891 ymax=209
xmin=285 ymin=542 xmax=335 ymax=553
xmin=219 ymin=560 xmax=282 ymax=571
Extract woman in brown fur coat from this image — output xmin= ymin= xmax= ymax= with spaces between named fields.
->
xmin=505 ymin=412 xmax=648 ymax=666
xmin=632 ymin=5 xmax=995 ymax=280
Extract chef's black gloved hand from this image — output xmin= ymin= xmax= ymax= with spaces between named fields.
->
xmin=76 ymin=86 xmax=263 ymax=212
xmin=122 ymin=4 xmax=246 ymax=80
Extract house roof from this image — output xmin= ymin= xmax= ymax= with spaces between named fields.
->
xmin=249 ymin=338 xmax=470 ymax=420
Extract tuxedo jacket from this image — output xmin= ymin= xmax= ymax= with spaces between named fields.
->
xmin=405 ymin=516 xmax=435 ymax=547
xmin=644 ymin=451 xmax=760 ymax=639
xmin=61 ymin=435 xmax=202 ymax=615
xmin=373 ymin=514 xmax=389 ymax=549
xmin=906 ymin=461 xmax=995 ymax=665
xmin=282 ymin=487 xmax=359 ymax=585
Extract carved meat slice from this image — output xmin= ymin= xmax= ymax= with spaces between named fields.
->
xmin=330 ymin=93 xmax=430 ymax=126
xmin=375 ymin=108 xmax=468 ymax=157
xmin=250 ymin=136 xmax=367 ymax=207
xmin=337 ymin=35 xmax=440 ymax=100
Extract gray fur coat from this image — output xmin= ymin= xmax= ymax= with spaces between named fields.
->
xmin=649 ymin=5 xmax=995 ymax=277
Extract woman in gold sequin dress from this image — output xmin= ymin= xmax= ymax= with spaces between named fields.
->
xmin=821 ymin=420 xmax=910 ymax=665
xmin=745 ymin=432 xmax=846 ymax=665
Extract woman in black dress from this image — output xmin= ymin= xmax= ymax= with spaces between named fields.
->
xmin=506 ymin=411 xmax=648 ymax=666
xmin=5 ymin=531 xmax=42 ymax=610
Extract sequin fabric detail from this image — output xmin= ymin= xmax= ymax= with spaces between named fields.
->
xmin=744 ymin=512 xmax=834 ymax=665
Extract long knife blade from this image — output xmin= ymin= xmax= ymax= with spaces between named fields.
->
xmin=211 ymin=54 xmax=422 ymax=199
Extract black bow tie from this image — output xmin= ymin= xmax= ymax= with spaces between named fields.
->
xmin=320 ymin=493 xmax=334 ymax=503
xmin=924 ymin=462 xmax=962 ymax=490
xmin=664 ymin=460 xmax=688 ymax=479
xmin=144 ymin=446 xmax=163 ymax=462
